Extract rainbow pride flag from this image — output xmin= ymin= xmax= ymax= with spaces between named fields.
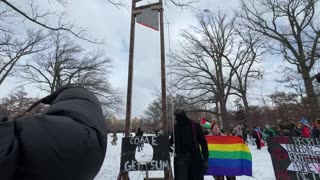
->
xmin=206 ymin=136 xmax=252 ymax=176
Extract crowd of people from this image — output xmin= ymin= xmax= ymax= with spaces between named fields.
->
xmin=251 ymin=120 xmax=320 ymax=146
xmin=171 ymin=113 xmax=320 ymax=180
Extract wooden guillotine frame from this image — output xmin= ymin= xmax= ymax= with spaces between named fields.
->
xmin=117 ymin=0 xmax=172 ymax=179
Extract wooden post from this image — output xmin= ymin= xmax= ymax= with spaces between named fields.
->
xmin=159 ymin=0 xmax=167 ymax=135
xmin=158 ymin=1 xmax=171 ymax=180
xmin=120 ymin=0 xmax=138 ymax=179
xmin=125 ymin=0 xmax=137 ymax=138
xmin=146 ymin=166 xmax=149 ymax=180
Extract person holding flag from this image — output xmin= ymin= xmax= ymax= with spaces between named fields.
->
xmin=208 ymin=123 xmax=236 ymax=180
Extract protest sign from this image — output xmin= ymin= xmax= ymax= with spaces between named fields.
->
xmin=120 ymin=136 xmax=170 ymax=172
xmin=268 ymin=136 xmax=320 ymax=180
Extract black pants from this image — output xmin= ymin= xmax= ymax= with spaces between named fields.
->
xmin=137 ymin=143 xmax=144 ymax=151
xmin=243 ymin=136 xmax=247 ymax=143
xmin=256 ymin=139 xmax=261 ymax=149
xmin=174 ymin=154 xmax=204 ymax=180
xmin=174 ymin=154 xmax=191 ymax=180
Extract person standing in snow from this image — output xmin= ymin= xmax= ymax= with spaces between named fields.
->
xmin=0 ymin=86 xmax=107 ymax=180
xmin=208 ymin=123 xmax=236 ymax=180
xmin=170 ymin=109 xmax=209 ymax=180
xmin=252 ymin=127 xmax=263 ymax=149
xmin=232 ymin=125 xmax=243 ymax=138
xmin=263 ymin=124 xmax=276 ymax=138
xmin=312 ymin=121 xmax=320 ymax=138
xmin=111 ymin=132 xmax=118 ymax=145
xmin=288 ymin=122 xmax=301 ymax=137
xmin=301 ymin=123 xmax=311 ymax=138
xmin=135 ymin=127 xmax=144 ymax=151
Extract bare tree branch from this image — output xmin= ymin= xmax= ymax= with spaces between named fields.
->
xmin=0 ymin=0 xmax=103 ymax=44
xmin=239 ymin=0 xmax=320 ymax=120
xmin=170 ymin=11 xmax=259 ymax=128
xmin=166 ymin=0 xmax=197 ymax=7
xmin=0 ymin=30 xmax=48 ymax=85
xmin=105 ymin=0 xmax=127 ymax=8
xmin=18 ymin=32 xmax=123 ymax=116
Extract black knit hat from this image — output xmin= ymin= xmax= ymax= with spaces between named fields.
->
xmin=174 ymin=108 xmax=186 ymax=116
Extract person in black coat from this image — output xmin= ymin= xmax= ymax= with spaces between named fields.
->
xmin=0 ymin=87 xmax=107 ymax=180
xmin=170 ymin=109 xmax=209 ymax=180
xmin=136 ymin=127 xmax=144 ymax=137
xmin=135 ymin=127 xmax=144 ymax=151
xmin=312 ymin=122 xmax=320 ymax=138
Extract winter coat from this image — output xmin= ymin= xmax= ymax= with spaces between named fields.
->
xmin=312 ymin=127 xmax=320 ymax=138
xmin=290 ymin=127 xmax=301 ymax=137
xmin=263 ymin=128 xmax=275 ymax=137
xmin=0 ymin=87 xmax=107 ymax=180
xmin=251 ymin=129 xmax=262 ymax=139
xmin=136 ymin=128 xmax=144 ymax=137
xmin=232 ymin=125 xmax=243 ymax=137
xmin=302 ymin=126 xmax=311 ymax=138
xmin=171 ymin=118 xmax=209 ymax=179
xmin=242 ymin=130 xmax=247 ymax=139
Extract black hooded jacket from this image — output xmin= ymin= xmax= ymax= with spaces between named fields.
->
xmin=171 ymin=111 xmax=209 ymax=172
xmin=136 ymin=128 xmax=143 ymax=137
xmin=173 ymin=118 xmax=208 ymax=159
xmin=0 ymin=87 xmax=107 ymax=180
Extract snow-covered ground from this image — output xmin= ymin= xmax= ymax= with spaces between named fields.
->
xmin=95 ymin=134 xmax=276 ymax=180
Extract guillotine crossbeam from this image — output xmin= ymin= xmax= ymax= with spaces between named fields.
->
xmin=133 ymin=4 xmax=162 ymax=15
xmin=135 ymin=2 xmax=162 ymax=11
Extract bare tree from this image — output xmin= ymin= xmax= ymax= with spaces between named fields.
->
xmin=0 ymin=88 xmax=46 ymax=119
xmin=170 ymin=12 xmax=262 ymax=128
xmin=229 ymin=27 xmax=264 ymax=126
xmin=239 ymin=0 xmax=320 ymax=120
xmin=276 ymin=66 xmax=307 ymax=99
xmin=144 ymin=99 xmax=162 ymax=128
xmin=0 ymin=18 xmax=48 ymax=86
xmin=0 ymin=0 xmax=195 ymax=39
xmin=144 ymin=94 xmax=198 ymax=131
xmin=269 ymin=91 xmax=312 ymax=123
xmin=170 ymin=12 xmax=231 ymax=128
xmin=20 ymin=32 xmax=122 ymax=117
xmin=0 ymin=0 xmax=97 ymax=43
xmin=0 ymin=0 xmax=131 ymax=43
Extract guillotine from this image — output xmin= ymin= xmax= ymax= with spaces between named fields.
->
xmin=118 ymin=0 xmax=172 ymax=179
xmin=124 ymin=0 xmax=167 ymax=137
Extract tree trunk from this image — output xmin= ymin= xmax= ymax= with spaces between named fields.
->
xmin=301 ymin=69 xmax=319 ymax=120
xmin=242 ymin=93 xmax=251 ymax=127
xmin=220 ymin=102 xmax=228 ymax=130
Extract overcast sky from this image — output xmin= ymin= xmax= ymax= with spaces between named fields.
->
xmin=0 ymin=0 xmax=285 ymax=118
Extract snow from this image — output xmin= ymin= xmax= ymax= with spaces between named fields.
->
xmin=95 ymin=134 xmax=276 ymax=180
